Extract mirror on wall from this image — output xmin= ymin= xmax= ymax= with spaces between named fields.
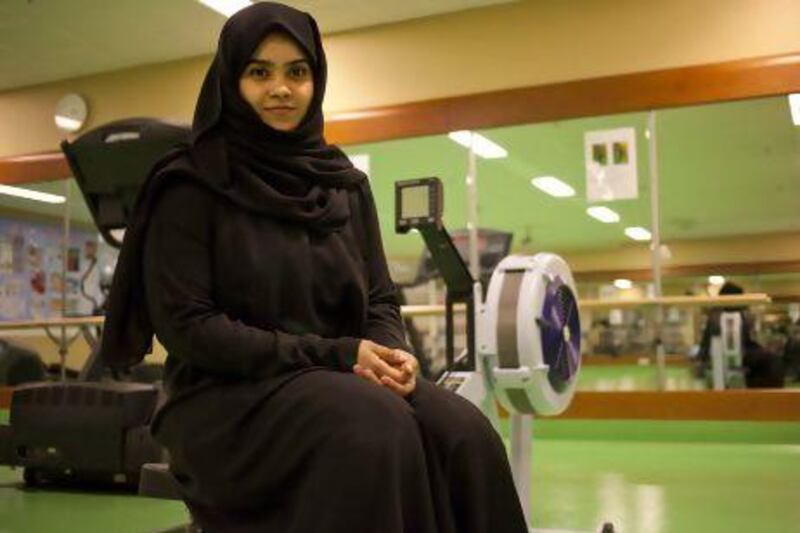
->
xmin=0 ymin=178 xmax=118 ymax=372
xmin=341 ymin=93 xmax=800 ymax=391
xmin=1 ymin=94 xmax=797 ymax=390
xmin=0 ymin=178 xmax=117 ymax=322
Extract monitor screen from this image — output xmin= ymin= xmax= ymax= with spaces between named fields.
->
xmin=401 ymin=184 xmax=430 ymax=219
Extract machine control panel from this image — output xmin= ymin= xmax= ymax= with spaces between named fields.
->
xmin=439 ymin=374 xmax=467 ymax=392
xmin=395 ymin=177 xmax=444 ymax=233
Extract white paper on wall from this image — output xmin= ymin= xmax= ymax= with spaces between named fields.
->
xmin=585 ymin=127 xmax=638 ymax=201
xmin=348 ymin=153 xmax=370 ymax=179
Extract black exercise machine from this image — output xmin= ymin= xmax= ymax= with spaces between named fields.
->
xmin=0 ymin=118 xmax=189 ymax=489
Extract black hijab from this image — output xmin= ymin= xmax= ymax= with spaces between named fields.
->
xmin=190 ymin=1 xmax=365 ymax=224
xmin=101 ymin=2 xmax=365 ymax=370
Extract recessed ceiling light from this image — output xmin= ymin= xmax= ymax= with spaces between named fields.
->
xmin=586 ymin=206 xmax=620 ymax=223
xmin=614 ymin=279 xmax=633 ymax=290
xmin=708 ymin=275 xmax=726 ymax=285
xmin=530 ymin=176 xmax=575 ymax=198
xmin=197 ymin=0 xmax=252 ymax=17
xmin=624 ymin=226 xmax=651 ymax=241
xmin=0 ymin=184 xmax=66 ymax=204
xmin=448 ymin=131 xmax=508 ymax=159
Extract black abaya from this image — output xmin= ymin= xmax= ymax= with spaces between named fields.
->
xmin=143 ymin=171 xmax=527 ymax=532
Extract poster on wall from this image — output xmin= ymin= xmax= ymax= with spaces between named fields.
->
xmin=0 ymin=218 xmax=118 ymax=322
xmin=584 ymin=127 xmax=638 ymax=202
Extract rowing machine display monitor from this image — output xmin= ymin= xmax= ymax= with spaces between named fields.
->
xmin=395 ymin=177 xmax=444 ymax=233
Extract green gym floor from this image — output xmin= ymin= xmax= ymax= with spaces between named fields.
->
xmin=2 ymin=364 xmax=799 ymax=533
xmin=576 ymin=364 xmax=705 ymax=392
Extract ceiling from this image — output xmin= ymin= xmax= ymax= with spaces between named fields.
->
xmin=2 ymin=95 xmax=797 ymax=259
xmin=0 ymin=0 xmax=514 ymax=91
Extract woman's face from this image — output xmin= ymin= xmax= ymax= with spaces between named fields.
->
xmin=238 ymin=32 xmax=314 ymax=131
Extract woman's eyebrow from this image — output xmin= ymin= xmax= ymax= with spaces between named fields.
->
xmin=246 ymin=58 xmax=309 ymax=67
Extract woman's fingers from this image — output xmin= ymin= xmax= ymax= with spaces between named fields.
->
xmin=389 ymin=350 xmax=418 ymax=379
xmin=400 ymin=352 xmax=418 ymax=375
xmin=357 ymin=343 xmax=419 ymax=385
xmin=372 ymin=357 xmax=405 ymax=382
xmin=378 ymin=349 xmax=407 ymax=365
xmin=356 ymin=359 xmax=417 ymax=397
xmin=355 ymin=362 xmax=415 ymax=397
xmin=353 ymin=364 xmax=382 ymax=386
xmin=378 ymin=349 xmax=418 ymax=375
xmin=381 ymin=374 xmax=416 ymax=397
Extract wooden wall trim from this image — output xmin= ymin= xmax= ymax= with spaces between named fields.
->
xmin=2 ymin=52 xmax=799 ymax=185
xmin=560 ymin=390 xmax=800 ymax=421
xmin=325 ymin=52 xmax=800 ymax=145
xmin=4 ymin=386 xmax=797 ymax=421
xmin=582 ymin=354 xmax=692 ymax=367
xmin=0 ymin=151 xmax=71 ymax=186
xmin=0 ymin=387 xmax=11 ymax=411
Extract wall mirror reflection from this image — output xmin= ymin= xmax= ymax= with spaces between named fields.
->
xmin=0 ymin=95 xmax=797 ymax=392
xmin=340 ymin=94 xmax=800 ymax=391
xmin=0 ymin=178 xmax=119 ymax=376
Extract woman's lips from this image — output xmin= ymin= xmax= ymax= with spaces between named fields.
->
xmin=264 ymin=107 xmax=296 ymax=116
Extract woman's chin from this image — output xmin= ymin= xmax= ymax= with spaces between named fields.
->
xmin=262 ymin=117 xmax=299 ymax=132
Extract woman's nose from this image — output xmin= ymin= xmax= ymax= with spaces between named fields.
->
xmin=270 ymin=81 xmax=291 ymax=98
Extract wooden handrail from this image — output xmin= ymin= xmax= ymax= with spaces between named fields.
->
xmin=0 ymin=293 xmax=771 ymax=332
xmin=400 ymin=294 xmax=771 ymax=317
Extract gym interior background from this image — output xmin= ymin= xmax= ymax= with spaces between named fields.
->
xmin=1 ymin=1 xmax=799 ymax=532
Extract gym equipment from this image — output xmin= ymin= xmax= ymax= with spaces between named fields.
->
xmin=0 ymin=118 xmax=189 ymax=489
xmin=397 ymin=227 xmax=512 ymax=379
xmin=64 ymin=117 xmax=190 ymax=247
xmin=4 ymin=381 xmax=161 ymax=487
xmin=0 ymin=340 xmax=46 ymax=386
xmin=396 ymin=177 xmax=586 ymax=531
xmin=710 ymin=311 xmax=745 ymax=389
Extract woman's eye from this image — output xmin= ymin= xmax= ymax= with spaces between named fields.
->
xmin=248 ymin=67 xmax=269 ymax=79
xmin=289 ymin=65 xmax=309 ymax=79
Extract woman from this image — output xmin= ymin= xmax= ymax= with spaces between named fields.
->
xmin=101 ymin=3 xmax=527 ymax=532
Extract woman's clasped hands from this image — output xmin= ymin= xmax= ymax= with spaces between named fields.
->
xmin=353 ymin=340 xmax=419 ymax=397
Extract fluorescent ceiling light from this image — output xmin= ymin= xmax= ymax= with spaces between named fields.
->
xmin=54 ymin=115 xmax=82 ymax=132
xmin=448 ymin=130 xmax=508 ymax=159
xmin=789 ymin=93 xmax=800 ymax=126
xmin=7 ymin=153 xmax=61 ymax=163
xmin=614 ymin=279 xmax=633 ymax=290
xmin=197 ymin=0 xmax=252 ymax=17
xmin=586 ymin=206 xmax=620 ymax=223
xmin=0 ymin=184 xmax=66 ymax=204
xmin=624 ymin=226 xmax=651 ymax=241
xmin=530 ymin=176 xmax=575 ymax=198
xmin=708 ymin=275 xmax=726 ymax=286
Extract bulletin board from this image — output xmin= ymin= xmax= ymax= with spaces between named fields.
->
xmin=0 ymin=218 xmax=117 ymax=321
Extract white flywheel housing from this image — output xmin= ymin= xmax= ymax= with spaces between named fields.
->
xmin=481 ymin=253 xmax=582 ymax=416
